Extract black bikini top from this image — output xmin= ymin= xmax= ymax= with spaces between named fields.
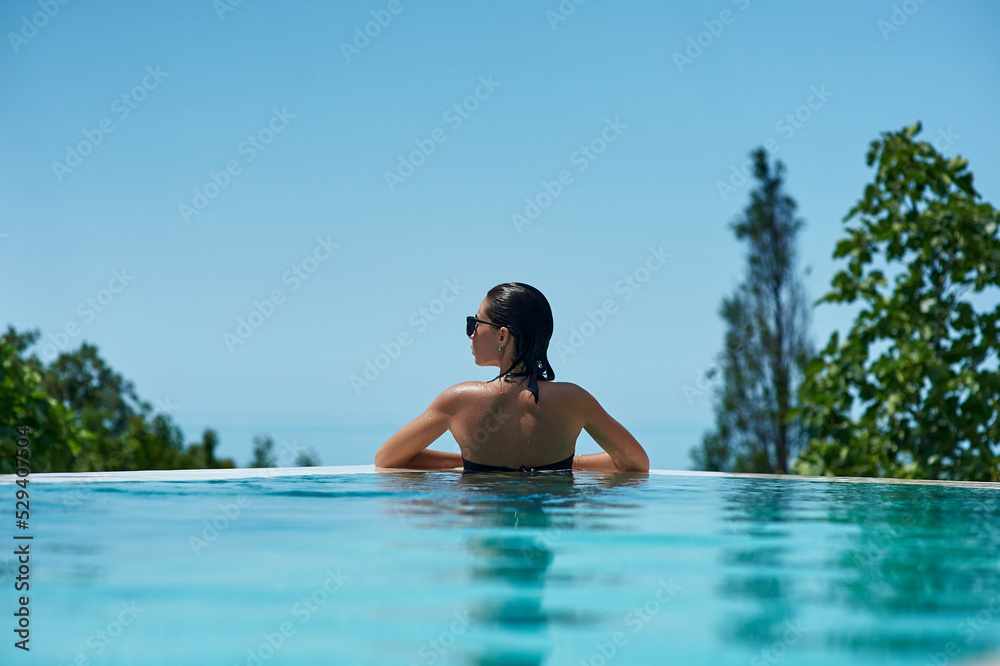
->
xmin=461 ymin=454 xmax=574 ymax=473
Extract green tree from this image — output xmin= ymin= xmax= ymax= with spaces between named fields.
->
xmin=185 ymin=428 xmax=234 ymax=469
xmin=42 ymin=342 xmax=143 ymax=436
xmin=249 ymin=434 xmax=276 ymax=467
xmin=793 ymin=123 xmax=1000 ymax=481
xmin=0 ymin=328 xmax=88 ymax=473
xmin=691 ymin=148 xmax=813 ymax=473
xmin=294 ymin=448 xmax=322 ymax=467
xmin=1 ymin=328 xmax=236 ymax=472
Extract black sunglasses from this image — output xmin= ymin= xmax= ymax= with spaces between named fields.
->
xmin=467 ymin=316 xmax=502 ymax=337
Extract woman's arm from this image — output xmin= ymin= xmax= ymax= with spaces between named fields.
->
xmin=397 ymin=449 xmax=463 ymax=470
xmin=374 ymin=388 xmax=464 ymax=470
xmin=572 ymin=388 xmax=650 ymax=473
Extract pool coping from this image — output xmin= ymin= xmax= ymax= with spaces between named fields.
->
xmin=2 ymin=465 xmax=999 ymax=489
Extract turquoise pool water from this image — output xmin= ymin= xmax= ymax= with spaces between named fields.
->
xmin=3 ymin=467 xmax=1000 ymax=665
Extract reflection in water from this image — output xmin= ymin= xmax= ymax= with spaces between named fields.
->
xmin=828 ymin=483 xmax=1000 ymax=656
xmin=460 ymin=474 xmax=570 ymax=666
xmin=376 ymin=471 xmax=647 ymax=665
xmin=829 ymin=484 xmax=1000 ymax=611
xmin=717 ymin=479 xmax=802 ymax=651
xmin=716 ymin=478 xmax=1000 ymax=659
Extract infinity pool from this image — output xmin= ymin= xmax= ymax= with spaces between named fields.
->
xmin=3 ymin=467 xmax=1000 ymax=665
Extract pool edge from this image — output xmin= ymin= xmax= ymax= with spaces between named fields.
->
xmin=2 ymin=465 xmax=999 ymax=489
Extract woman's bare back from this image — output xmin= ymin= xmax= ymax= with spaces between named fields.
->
xmin=448 ymin=378 xmax=584 ymax=468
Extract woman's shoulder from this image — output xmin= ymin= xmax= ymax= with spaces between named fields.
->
xmin=538 ymin=380 xmax=595 ymax=406
xmin=433 ymin=380 xmax=593 ymax=406
xmin=430 ymin=381 xmax=492 ymax=408
xmin=440 ymin=381 xmax=490 ymax=396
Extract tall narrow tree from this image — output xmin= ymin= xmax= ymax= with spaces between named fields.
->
xmin=691 ymin=149 xmax=813 ymax=473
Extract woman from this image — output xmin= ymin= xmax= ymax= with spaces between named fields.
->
xmin=374 ymin=283 xmax=649 ymax=473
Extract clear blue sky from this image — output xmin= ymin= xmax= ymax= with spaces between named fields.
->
xmin=2 ymin=0 xmax=998 ymax=469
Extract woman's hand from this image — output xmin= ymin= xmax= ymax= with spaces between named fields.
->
xmin=374 ymin=387 xmax=464 ymax=470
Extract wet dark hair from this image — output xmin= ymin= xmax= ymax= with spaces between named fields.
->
xmin=484 ymin=282 xmax=555 ymax=403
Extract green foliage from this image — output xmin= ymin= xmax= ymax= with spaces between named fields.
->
xmin=1 ymin=329 xmax=88 ymax=473
xmin=690 ymin=428 xmax=731 ymax=472
xmin=185 ymin=428 xmax=234 ymax=469
xmin=250 ymin=434 xmax=277 ymax=468
xmin=793 ymin=123 xmax=1000 ymax=481
xmin=43 ymin=342 xmax=143 ymax=435
xmin=0 ymin=328 xmax=236 ymax=473
xmin=294 ymin=448 xmax=322 ymax=467
xmin=690 ymin=149 xmax=813 ymax=473
xmin=247 ymin=435 xmax=322 ymax=468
